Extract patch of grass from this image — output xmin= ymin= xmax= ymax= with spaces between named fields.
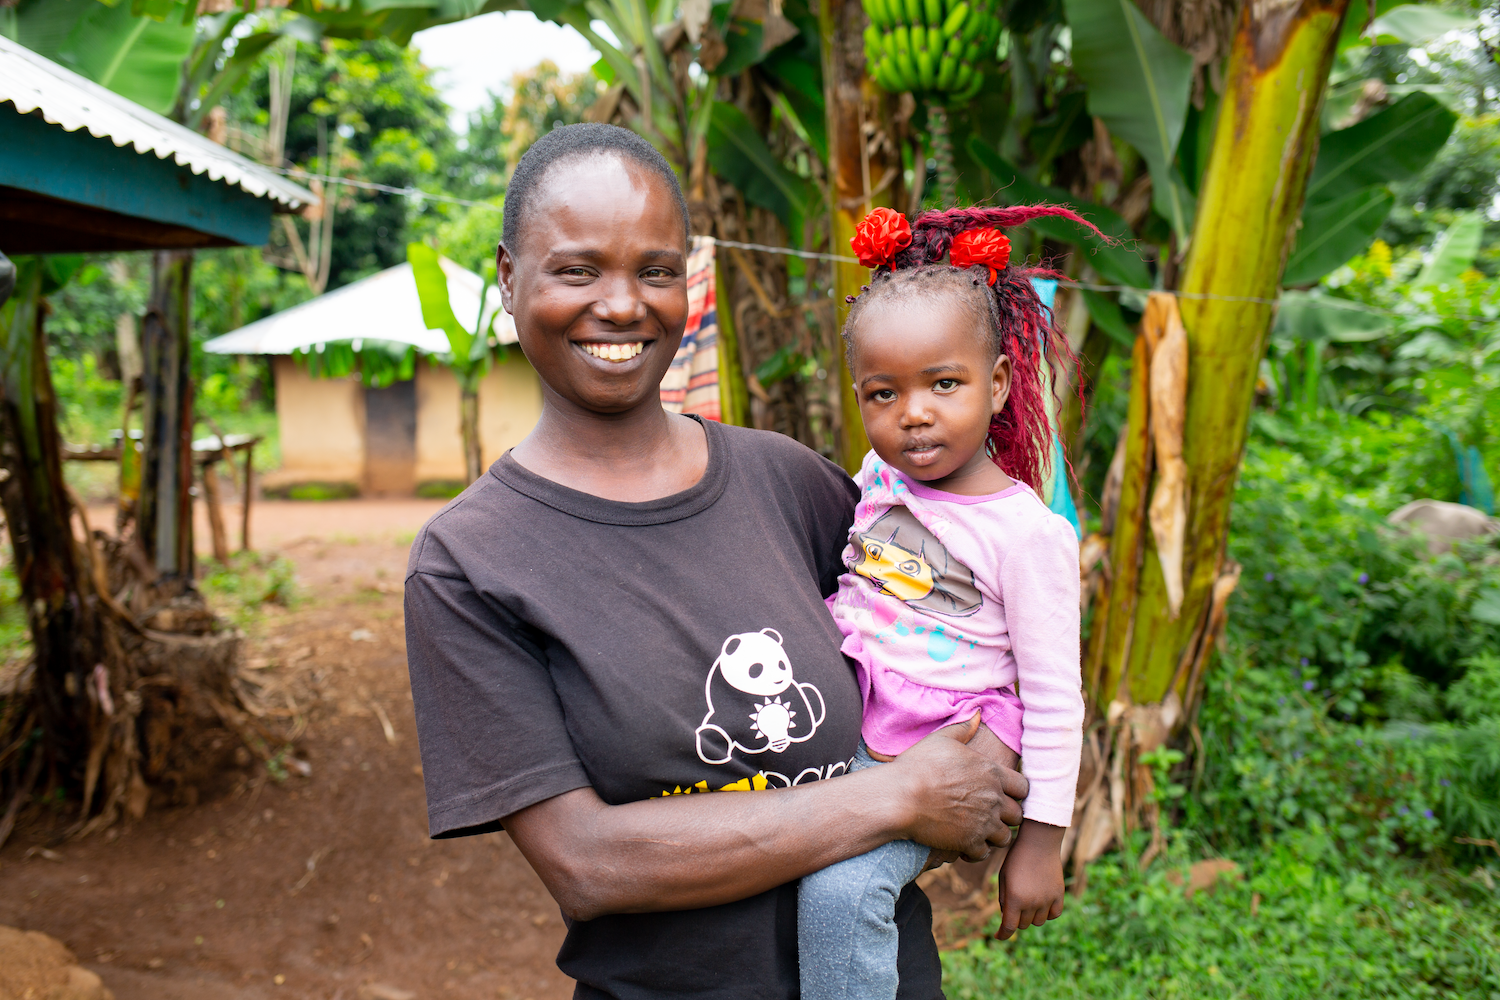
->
xmin=942 ymin=837 xmax=1500 ymax=999
xmin=0 ymin=563 xmax=32 ymax=665
xmin=199 ymin=552 xmax=297 ymax=627
xmin=416 ymin=479 xmax=467 ymax=499
xmin=271 ymin=482 xmax=361 ymax=501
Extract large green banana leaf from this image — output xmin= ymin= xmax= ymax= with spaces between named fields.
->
xmin=1063 ymin=0 xmax=1195 ymax=243
xmin=407 ymin=243 xmax=474 ymax=363
xmin=706 ymin=101 xmax=817 ymax=238
xmin=9 ymin=0 xmax=194 ymax=114
xmin=759 ymin=21 xmax=826 ymax=162
xmin=1283 ymin=187 xmax=1396 ymax=287
xmin=1415 ymin=212 xmax=1483 ymax=288
xmin=1303 ymin=93 xmax=1457 ymax=207
xmin=1369 ymin=3 xmax=1475 ymax=44
xmin=1283 ymin=92 xmax=1455 ymax=286
xmin=965 ymin=139 xmax=1150 ymax=289
xmin=1273 ymin=291 xmax=1393 ymax=342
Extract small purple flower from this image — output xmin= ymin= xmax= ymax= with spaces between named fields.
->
xmin=1358 ymin=572 xmax=1369 ymax=585
xmin=1265 ymin=572 xmax=1275 ymax=582
xmin=1356 ymin=739 xmax=1364 ymax=747
xmin=1304 ymin=680 xmax=1316 ymax=691
xmin=1423 ymin=810 xmax=1433 ymax=819
xmin=1440 ymin=779 xmax=1450 ymax=787
xmin=1278 ymin=697 xmax=1287 ymax=706
xmin=1398 ymin=805 xmax=1409 ymax=815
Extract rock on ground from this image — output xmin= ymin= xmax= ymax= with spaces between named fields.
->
xmin=1389 ymin=499 xmax=1499 ymax=555
xmin=0 ymin=926 xmax=114 ymax=1000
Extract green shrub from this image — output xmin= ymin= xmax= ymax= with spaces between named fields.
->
xmin=1228 ymin=423 xmax=1500 ymax=711
xmin=263 ymin=481 xmax=361 ymax=501
xmin=942 ymin=839 xmax=1500 ymax=999
xmin=199 ymin=552 xmax=297 ymax=627
xmin=415 ymin=479 xmax=467 ymax=499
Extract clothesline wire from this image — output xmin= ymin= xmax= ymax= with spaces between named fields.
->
xmin=273 ymin=166 xmax=1492 ymax=325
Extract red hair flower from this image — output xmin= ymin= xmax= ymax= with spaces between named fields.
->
xmin=949 ymin=228 xmax=1012 ymax=285
xmin=850 ymin=207 xmax=912 ymax=269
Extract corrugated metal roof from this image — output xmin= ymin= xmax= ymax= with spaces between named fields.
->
xmin=0 ymin=34 xmax=315 ymax=211
xmin=202 ymin=257 xmax=516 ymax=355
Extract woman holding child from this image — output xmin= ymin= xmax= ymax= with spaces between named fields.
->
xmin=405 ymin=123 xmax=1084 ymax=1000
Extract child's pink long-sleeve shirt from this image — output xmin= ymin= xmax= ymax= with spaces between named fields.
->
xmin=829 ymin=452 xmax=1084 ymax=827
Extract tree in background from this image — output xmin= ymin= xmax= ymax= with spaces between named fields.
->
xmin=0 ymin=0 xmax=454 ymax=836
xmin=227 ymin=37 xmax=457 ymax=292
xmin=443 ymin=59 xmax=600 ymax=200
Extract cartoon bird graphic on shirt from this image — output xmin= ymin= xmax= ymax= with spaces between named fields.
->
xmin=695 ymin=628 xmax=826 ymax=765
xmin=851 ymin=506 xmax=983 ymax=617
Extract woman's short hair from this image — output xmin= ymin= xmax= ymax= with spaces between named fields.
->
xmin=502 ymin=123 xmax=691 ymax=253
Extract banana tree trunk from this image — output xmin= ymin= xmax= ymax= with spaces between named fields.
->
xmin=0 ymin=259 xmax=107 ymax=791
xmin=821 ymin=0 xmax=904 ymax=473
xmin=1080 ymin=0 xmax=1352 ymax=855
xmin=459 ymin=382 xmax=482 ymax=483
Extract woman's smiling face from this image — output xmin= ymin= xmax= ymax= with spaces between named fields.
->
xmin=498 ymin=153 xmax=689 ymax=415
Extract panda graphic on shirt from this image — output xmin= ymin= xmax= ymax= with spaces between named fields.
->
xmin=695 ymin=628 xmax=826 ymax=766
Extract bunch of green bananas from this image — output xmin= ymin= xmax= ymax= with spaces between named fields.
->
xmin=862 ymin=0 xmax=1002 ymax=100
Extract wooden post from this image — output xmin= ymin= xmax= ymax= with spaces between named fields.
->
xmin=201 ymin=460 xmax=230 ymax=564
xmin=240 ymin=446 xmax=253 ymax=553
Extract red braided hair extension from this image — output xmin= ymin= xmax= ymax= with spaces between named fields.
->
xmin=848 ymin=204 xmax=1106 ymax=492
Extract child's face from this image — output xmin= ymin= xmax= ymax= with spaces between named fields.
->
xmin=850 ymin=295 xmax=1011 ymax=487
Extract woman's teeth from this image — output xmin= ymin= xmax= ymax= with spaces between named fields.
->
xmin=582 ymin=342 xmax=644 ymax=362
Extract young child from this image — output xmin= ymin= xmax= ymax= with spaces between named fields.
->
xmin=798 ymin=205 xmax=1089 ymax=1000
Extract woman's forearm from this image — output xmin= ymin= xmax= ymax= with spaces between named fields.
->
xmin=509 ymin=767 xmax=904 ymax=920
xmin=503 ymin=732 xmax=1026 ymax=920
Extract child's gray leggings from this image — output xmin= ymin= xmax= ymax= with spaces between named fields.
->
xmin=797 ymin=744 xmax=930 ymax=1000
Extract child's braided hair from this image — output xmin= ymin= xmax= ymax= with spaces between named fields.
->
xmin=843 ymin=204 xmax=1102 ymax=493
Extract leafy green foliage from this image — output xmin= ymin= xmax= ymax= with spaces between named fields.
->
xmin=942 ymin=838 xmax=1500 ymax=998
xmin=1062 ymin=0 xmax=1193 ymax=240
xmin=0 ymin=563 xmax=31 ymax=666
xmin=1383 ymin=115 xmax=1500 ymax=258
xmin=4 ymin=0 xmax=196 ymax=114
xmin=1229 ymin=416 xmax=1499 ymax=692
xmin=444 ymin=59 xmax=598 ymax=201
xmin=199 ymin=552 xmax=298 ymax=627
xmin=1285 ymin=94 xmax=1456 ymax=286
xmin=1267 ymin=238 xmax=1500 ymax=494
xmin=1415 ymin=212 xmax=1482 ymax=288
xmin=227 ymin=37 xmax=456 ymax=291
xmin=965 ymin=139 xmax=1149 ymax=288
xmin=707 ymin=102 xmax=818 ymax=237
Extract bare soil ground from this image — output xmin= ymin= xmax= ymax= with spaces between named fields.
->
xmin=2 ymin=499 xmax=989 ymax=1000
xmin=2 ymin=499 xmax=574 ymax=1000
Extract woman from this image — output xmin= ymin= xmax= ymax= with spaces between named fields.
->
xmin=405 ymin=123 xmax=1027 ymax=1000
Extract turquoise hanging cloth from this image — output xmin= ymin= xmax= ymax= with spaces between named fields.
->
xmin=1028 ymin=279 xmax=1083 ymax=538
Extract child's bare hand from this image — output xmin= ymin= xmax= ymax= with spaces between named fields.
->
xmin=995 ymin=819 xmax=1066 ymax=940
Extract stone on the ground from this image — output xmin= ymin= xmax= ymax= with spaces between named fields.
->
xmin=1388 ymin=499 xmax=1499 ymax=555
xmin=0 ymin=925 xmax=114 ymax=1000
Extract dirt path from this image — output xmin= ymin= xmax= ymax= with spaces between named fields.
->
xmin=2 ymin=500 xmax=574 ymax=1000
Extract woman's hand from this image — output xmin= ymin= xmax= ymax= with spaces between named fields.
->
xmin=886 ymin=725 xmax=1028 ymax=861
xmin=994 ymin=820 xmax=1066 ymax=939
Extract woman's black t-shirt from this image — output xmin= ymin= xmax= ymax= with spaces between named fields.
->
xmin=405 ymin=418 xmax=944 ymax=1000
